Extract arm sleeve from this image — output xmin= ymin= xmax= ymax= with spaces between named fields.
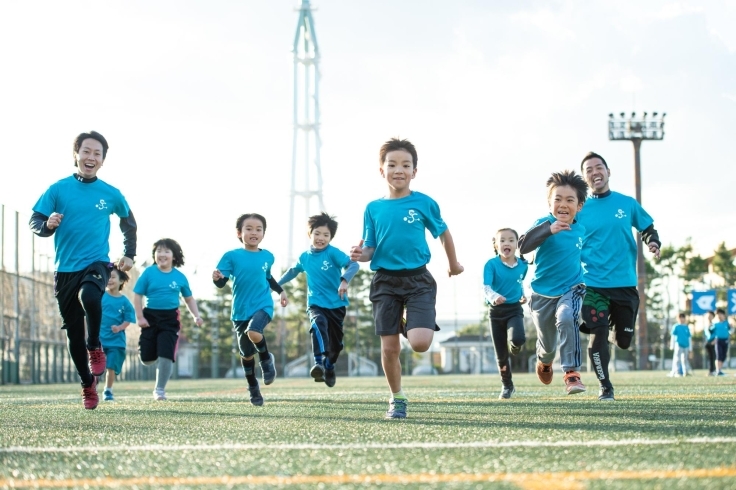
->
xmin=277 ymin=268 xmax=300 ymax=286
xmin=119 ymin=210 xmax=137 ymax=259
xmin=29 ymin=212 xmax=55 ymax=237
xmin=483 ymin=285 xmax=502 ymax=305
xmin=341 ymin=261 xmax=360 ymax=283
xmin=640 ymin=224 xmax=661 ymax=248
xmin=268 ymin=276 xmax=284 ymax=294
xmin=518 ymin=221 xmax=552 ymax=255
xmin=213 ymin=277 xmax=229 ymax=288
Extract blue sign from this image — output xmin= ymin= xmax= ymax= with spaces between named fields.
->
xmin=691 ymin=290 xmax=717 ymax=315
xmin=728 ymin=289 xmax=736 ymax=316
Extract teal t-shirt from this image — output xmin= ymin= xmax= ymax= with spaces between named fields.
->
xmin=527 ymin=215 xmax=585 ymax=297
xmin=670 ymin=323 xmax=691 ymax=349
xmin=133 ymin=266 xmax=193 ymax=310
xmin=363 ymin=191 xmax=447 ymax=271
xmin=577 ymin=191 xmax=654 ymax=288
xmin=33 ymin=175 xmax=130 ymax=272
xmin=482 ymin=256 xmax=528 ymax=304
xmin=708 ymin=320 xmax=731 ymax=341
xmin=217 ymin=248 xmax=276 ymax=321
xmin=288 ymin=245 xmax=352 ymax=309
xmin=99 ymin=293 xmax=136 ymax=349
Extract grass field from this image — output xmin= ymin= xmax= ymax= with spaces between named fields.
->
xmin=1 ymin=371 xmax=735 ymax=489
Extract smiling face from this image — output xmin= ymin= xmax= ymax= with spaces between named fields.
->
xmin=495 ymin=230 xmax=518 ymax=259
xmin=380 ymin=149 xmax=416 ymax=198
xmin=74 ymin=138 xmax=105 ymax=179
xmin=106 ymin=269 xmax=121 ymax=293
xmin=155 ymin=246 xmax=174 ymax=271
xmin=582 ymin=157 xmax=610 ymax=194
xmin=238 ymin=217 xmax=265 ymax=250
xmin=310 ymin=225 xmax=332 ymax=250
xmin=549 ymin=184 xmax=583 ymax=224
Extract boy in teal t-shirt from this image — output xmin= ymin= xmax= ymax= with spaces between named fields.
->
xmin=100 ymin=267 xmax=136 ymax=401
xmin=668 ymin=313 xmax=692 ymax=377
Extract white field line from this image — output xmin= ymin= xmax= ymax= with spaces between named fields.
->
xmin=3 ymin=437 xmax=736 ymax=454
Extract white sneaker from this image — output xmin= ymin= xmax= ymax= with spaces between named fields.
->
xmin=153 ymin=389 xmax=167 ymax=401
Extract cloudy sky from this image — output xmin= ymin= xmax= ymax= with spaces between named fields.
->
xmin=1 ymin=0 xmax=734 ymax=322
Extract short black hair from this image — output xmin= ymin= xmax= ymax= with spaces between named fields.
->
xmin=379 ymin=138 xmax=418 ymax=168
xmin=112 ymin=266 xmax=130 ymax=291
xmin=73 ymin=131 xmax=109 ymax=166
xmin=308 ymin=212 xmax=338 ymax=238
xmin=236 ymin=213 xmax=267 ymax=243
xmin=716 ymin=308 xmax=726 ymax=315
xmin=492 ymin=228 xmax=518 ymax=256
xmin=546 ymin=170 xmax=589 ymax=204
xmin=152 ymin=238 xmax=185 ymax=267
xmin=580 ymin=151 xmax=608 ymax=172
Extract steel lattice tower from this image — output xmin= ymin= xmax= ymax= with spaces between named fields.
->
xmin=288 ymin=0 xmax=325 ymax=265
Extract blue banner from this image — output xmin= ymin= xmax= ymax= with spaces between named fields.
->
xmin=691 ymin=290 xmax=717 ymax=315
xmin=728 ymin=289 xmax=736 ymax=316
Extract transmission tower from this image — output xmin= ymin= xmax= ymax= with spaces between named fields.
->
xmin=288 ymin=0 xmax=325 ymax=265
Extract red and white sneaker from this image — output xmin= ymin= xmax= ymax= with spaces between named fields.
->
xmin=564 ymin=371 xmax=586 ymax=395
xmin=82 ymin=377 xmax=99 ymax=410
xmin=87 ymin=347 xmax=106 ymax=376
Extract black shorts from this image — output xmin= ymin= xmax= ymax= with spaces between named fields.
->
xmin=715 ymin=339 xmax=729 ymax=362
xmin=580 ymin=286 xmax=639 ymax=341
xmin=54 ymin=261 xmax=113 ymax=330
xmin=139 ymin=308 xmax=181 ymax=362
xmin=369 ymin=266 xmax=440 ymax=336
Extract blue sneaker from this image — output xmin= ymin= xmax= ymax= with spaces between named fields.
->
xmin=248 ymin=382 xmax=263 ymax=406
xmin=717 ymin=371 xmax=726 ymax=376
xmin=310 ymin=362 xmax=325 ymax=382
xmin=385 ymin=398 xmax=407 ymax=419
xmin=260 ymin=353 xmax=277 ymax=385
xmin=103 ymin=388 xmax=114 ymax=402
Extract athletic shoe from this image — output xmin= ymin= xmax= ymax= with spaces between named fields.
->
xmin=310 ymin=362 xmax=325 ymax=382
xmin=598 ymin=385 xmax=615 ymax=401
xmin=324 ymin=367 xmax=336 ymax=388
xmin=103 ymin=388 xmax=114 ymax=402
xmin=499 ymin=385 xmax=515 ymax=399
xmin=717 ymin=371 xmax=726 ymax=376
xmin=708 ymin=371 xmax=717 ymax=376
xmin=82 ymin=377 xmax=99 ymax=410
xmin=509 ymin=342 xmax=522 ymax=356
xmin=563 ymin=371 xmax=586 ymax=395
xmin=260 ymin=353 xmax=277 ymax=385
xmin=153 ymin=389 xmax=167 ymax=401
xmin=87 ymin=347 xmax=106 ymax=377
xmin=385 ymin=398 xmax=407 ymax=419
xmin=248 ymin=383 xmax=263 ymax=406
xmin=536 ymin=361 xmax=553 ymax=385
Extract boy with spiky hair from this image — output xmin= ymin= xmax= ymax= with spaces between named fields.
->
xmin=29 ymin=130 xmax=137 ymax=410
xmin=278 ymin=212 xmax=360 ymax=387
xmin=350 ymin=137 xmax=464 ymax=419
xmin=519 ymin=170 xmax=588 ymax=396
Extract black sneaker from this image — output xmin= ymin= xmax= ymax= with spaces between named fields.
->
xmin=324 ymin=368 xmax=336 ymax=387
xmin=499 ymin=385 xmax=515 ymax=399
xmin=260 ymin=353 xmax=277 ymax=385
xmin=598 ymin=384 xmax=615 ymax=402
xmin=310 ymin=362 xmax=325 ymax=382
xmin=248 ymin=383 xmax=263 ymax=406
xmin=509 ymin=342 xmax=522 ymax=356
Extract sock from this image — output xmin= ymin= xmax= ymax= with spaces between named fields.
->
xmin=79 ymin=283 xmax=103 ymax=349
xmin=241 ymin=357 xmax=258 ymax=387
xmin=253 ymin=338 xmax=270 ymax=362
xmin=66 ymin=324 xmax=94 ymax=386
xmin=392 ymin=389 xmax=407 ymax=401
xmin=324 ymin=358 xmax=334 ymax=371
xmin=155 ymin=357 xmax=174 ymax=391
xmin=499 ymin=359 xmax=512 ymax=386
xmin=314 ymin=354 xmax=324 ymax=366
xmin=588 ymin=326 xmax=611 ymax=387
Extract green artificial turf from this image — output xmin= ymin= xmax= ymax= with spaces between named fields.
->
xmin=1 ymin=371 xmax=735 ymax=489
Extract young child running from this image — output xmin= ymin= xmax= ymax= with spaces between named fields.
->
xmin=518 ymin=170 xmax=588 ymax=395
xmin=100 ymin=266 xmax=136 ymax=401
xmin=350 ymin=138 xmax=463 ymax=419
xmin=277 ymin=212 xmax=359 ymax=387
xmin=134 ymin=238 xmax=204 ymax=401
xmin=483 ymin=228 xmax=528 ymax=399
xmin=668 ymin=313 xmax=692 ymax=377
xmin=213 ymin=213 xmax=288 ymax=406
xmin=708 ymin=308 xmax=732 ymax=376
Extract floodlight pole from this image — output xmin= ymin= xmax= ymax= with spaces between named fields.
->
xmin=609 ymin=112 xmax=665 ymax=370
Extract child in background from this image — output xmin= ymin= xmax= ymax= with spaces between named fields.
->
xmin=709 ymin=308 xmax=732 ymax=376
xmin=705 ymin=310 xmax=717 ymax=376
xmin=100 ymin=266 xmax=136 ymax=401
xmin=483 ymin=228 xmax=528 ymax=399
xmin=668 ymin=313 xmax=692 ymax=377
xmin=519 ymin=170 xmax=588 ymax=396
xmin=134 ymin=239 xmax=204 ymax=400
xmin=278 ymin=213 xmax=359 ymax=387
xmin=213 ymin=213 xmax=287 ymax=406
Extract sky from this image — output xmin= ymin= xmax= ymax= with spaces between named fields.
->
xmin=1 ymin=0 xmax=734 ymax=323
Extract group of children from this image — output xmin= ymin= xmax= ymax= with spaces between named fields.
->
xmin=668 ymin=309 xmax=732 ymax=378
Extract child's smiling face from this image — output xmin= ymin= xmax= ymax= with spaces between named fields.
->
xmin=106 ymin=269 xmax=121 ymax=293
xmin=495 ymin=230 xmax=518 ymax=259
xmin=549 ymin=184 xmax=582 ymax=224
xmin=238 ymin=218 xmax=265 ymax=250
xmin=155 ymin=246 xmax=174 ymax=270
xmin=310 ymin=225 xmax=332 ymax=250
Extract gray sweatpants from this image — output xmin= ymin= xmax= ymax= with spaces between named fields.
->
xmin=530 ymin=284 xmax=585 ymax=373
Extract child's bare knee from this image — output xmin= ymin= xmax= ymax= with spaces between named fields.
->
xmin=247 ymin=331 xmax=262 ymax=342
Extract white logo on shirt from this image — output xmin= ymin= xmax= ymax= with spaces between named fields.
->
xmin=517 ymin=274 xmax=524 ymax=285
xmin=576 ymin=237 xmax=583 ymax=250
xmin=403 ymin=209 xmax=421 ymax=224
xmin=169 ymin=281 xmax=178 ymax=290
xmin=321 ymin=260 xmax=332 ymax=271
xmin=95 ymin=199 xmax=108 ymax=210
xmin=582 ymin=261 xmax=588 ymax=274
xmin=262 ymin=262 xmax=268 ymax=272
xmin=615 ymin=209 xmax=626 ymax=219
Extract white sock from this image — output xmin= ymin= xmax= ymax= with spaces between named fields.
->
xmin=392 ymin=389 xmax=407 ymax=400
xmin=155 ymin=358 xmax=174 ymax=391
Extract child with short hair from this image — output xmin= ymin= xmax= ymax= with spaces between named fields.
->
xmin=519 ymin=170 xmax=588 ymax=395
xmin=277 ymin=212 xmax=359 ymax=387
xmin=705 ymin=310 xmax=717 ymax=376
xmin=483 ymin=228 xmax=528 ymax=399
xmin=708 ymin=308 xmax=732 ymax=376
xmin=100 ymin=266 xmax=136 ymax=401
xmin=350 ymin=137 xmax=463 ymax=419
xmin=134 ymin=238 xmax=204 ymax=401
xmin=213 ymin=213 xmax=288 ymax=406
xmin=669 ymin=313 xmax=692 ymax=377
